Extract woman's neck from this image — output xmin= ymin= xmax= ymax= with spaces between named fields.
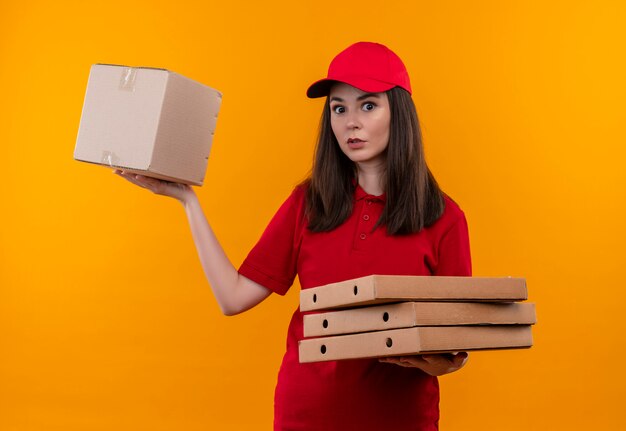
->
xmin=356 ymin=162 xmax=385 ymax=196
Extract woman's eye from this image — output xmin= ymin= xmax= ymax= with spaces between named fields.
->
xmin=363 ymin=102 xmax=375 ymax=111
xmin=332 ymin=106 xmax=345 ymax=114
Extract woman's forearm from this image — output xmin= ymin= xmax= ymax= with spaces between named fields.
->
xmin=113 ymin=171 xmax=271 ymax=315
xmin=182 ymin=194 xmax=271 ymax=315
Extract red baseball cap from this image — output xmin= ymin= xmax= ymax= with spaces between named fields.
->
xmin=306 ymin=41 xmax=412 ymax=98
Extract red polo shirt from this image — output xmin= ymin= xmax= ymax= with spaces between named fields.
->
xmin=239 ymin=184 xmax=472 ymax=431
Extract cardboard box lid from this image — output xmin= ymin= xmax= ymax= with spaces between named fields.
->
xmin=300 ymin=275 xmax=528 ymax=312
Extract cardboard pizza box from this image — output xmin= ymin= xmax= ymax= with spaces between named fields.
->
xmin=300 ymin=275 xmax=527 ymax=312
xmin=303 ymin=301 xmax=537 ymax=337
xmin=298 ymin=325 xmax=533 ymax=363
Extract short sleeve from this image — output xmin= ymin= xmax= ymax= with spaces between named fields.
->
xmin=434 ymin=210 xmax=472 ymax=277
xmin=238 ymin=187 xmax=306 ymax=295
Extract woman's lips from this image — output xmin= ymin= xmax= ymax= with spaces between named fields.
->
xmin=347 ymin=139 xmax=365 ymax=149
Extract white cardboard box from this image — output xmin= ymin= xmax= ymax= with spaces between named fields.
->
xmin=74 ymin=64 xmax=222 ymax=186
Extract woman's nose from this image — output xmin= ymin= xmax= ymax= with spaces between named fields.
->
xmin=346 ymin=112 xmax=362 ymax=129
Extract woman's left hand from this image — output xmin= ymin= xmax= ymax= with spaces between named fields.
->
xmin=379 ymin=352 xmax=469 ymax=376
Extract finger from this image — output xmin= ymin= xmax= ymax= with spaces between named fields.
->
xmin=135 ymin=174 xmax=169 ymax=187
xmin=427 ymin=352 xmax=467 ymax=366
xmin=451 ymin=352 xmax=469 ymax=368
xmin=134 ymin=174 xmax=155 ymax=186
xmin=380 ymin=358 xmax=412 ymax=367
xmin=133 ymin=175 xmax=163 ymax=193
xmin=122 ymin=171 xmax=156 ymax=187
xmin=400 ymin=356 xmax=430 ymax=367
xmin=385 ymin=359 xmax=413 ymax=368
xmin=429 ymin=352 xmax=469 ymax=371
xmin=115 ymin=171 xmax=144 ymax=185
xmin=118 ymin=173 xmax=150 ymax=189
xmin=420 ymin=354 xmax=450 ymax=365
xmin=119 ymin=173 xmax=160 ymax=193
xmin=387 ymin=356 xmax=431 ymax=368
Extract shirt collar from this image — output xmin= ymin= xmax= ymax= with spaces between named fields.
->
xmin=354 ymin=182 xmax=386 ymax=202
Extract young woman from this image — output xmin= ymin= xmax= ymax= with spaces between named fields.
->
xmin=116 ymin=41 xmax=471 ymax=431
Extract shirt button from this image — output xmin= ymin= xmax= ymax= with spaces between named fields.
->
xmin=359 ymin=233 xmax=367 ymax=240
xmin=363 ymin=215 xmax=370 ymax=221
xmin=367 ymin=201 xmax=373 ymax=205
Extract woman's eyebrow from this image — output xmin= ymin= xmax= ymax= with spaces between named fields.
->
xmin=330 ymin=93 xmax=381 ymax=103
xmin=357 ymin=93 xmax=381 ymax=101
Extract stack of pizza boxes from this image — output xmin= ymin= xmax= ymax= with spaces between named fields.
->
xmin=298 ymin=275 xmax=536 ymax=363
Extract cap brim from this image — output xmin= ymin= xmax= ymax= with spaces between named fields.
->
xmin=306 ymin=79 xmax=336 ymax=98
xmin=306 ymin=76 xmax=397 ymax=99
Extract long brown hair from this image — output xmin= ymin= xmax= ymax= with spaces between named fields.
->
xmin=304 ymin=87 xmax=445 ymax=235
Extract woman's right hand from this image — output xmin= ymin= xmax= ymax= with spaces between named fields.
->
xmin=113 ymin=169 xmax=196 ymax=204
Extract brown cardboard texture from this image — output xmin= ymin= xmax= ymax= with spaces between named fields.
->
xmin=298 ymin=325 xmax=533 ymax=363
xmin=300 ymin=275 xmax=527 ymax=312
xmin=74 ymin=64 xmax=222 ymax=186
xmin=303 ymin=301 xmax=537 ymax=337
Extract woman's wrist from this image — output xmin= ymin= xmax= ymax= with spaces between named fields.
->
xmin=179 ymin=187 xmax=198 ymax=208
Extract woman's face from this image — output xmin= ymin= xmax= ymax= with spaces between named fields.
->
xmin=329 ymin=82 xmax=391 ymax=168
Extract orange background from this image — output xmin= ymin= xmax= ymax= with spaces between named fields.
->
xmin=1 ymin=1 xmax=625 ymax=429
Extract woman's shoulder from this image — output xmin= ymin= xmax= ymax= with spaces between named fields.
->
xmin=274 ymin=182 xmax=308 ymax=218
xmin=433 ymin=193 xmax=468 ymax=231
xmin=290 ymin=181 xmax=309 ymax=204
xmin=442 ymin=193 xmax=465 ymax=218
